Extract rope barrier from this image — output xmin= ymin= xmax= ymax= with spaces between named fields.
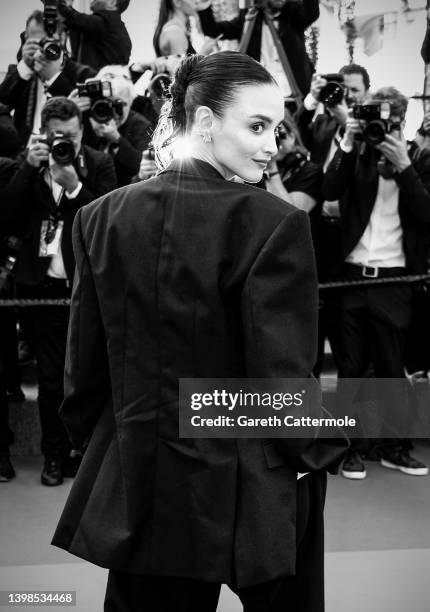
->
xmin=0 ymin=274 xmax=429 ymax=307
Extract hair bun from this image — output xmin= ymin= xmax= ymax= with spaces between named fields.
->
xmin=169 ymin=54 xmax=203 ymax=114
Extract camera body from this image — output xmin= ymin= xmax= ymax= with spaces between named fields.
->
xmin=318 ymin=73 xmax=345 ymax=107
xmin=77 ymin=79 xmax=124 ymax=123
xmin=40 ymin=0 xmax=62 ymax=61
xmin=352 ymin=101 xmax=400 ymax=146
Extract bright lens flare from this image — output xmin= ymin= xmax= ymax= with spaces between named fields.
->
xmin=172 ymin=136 xmax=194 ymax=160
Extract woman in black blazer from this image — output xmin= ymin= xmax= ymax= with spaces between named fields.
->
xmin=53 ymin=51 xmax=347 ymax=612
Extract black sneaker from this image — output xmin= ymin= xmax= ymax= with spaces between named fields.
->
xmin=0 ymin=455 xmax=16 ymax=482
xmin=341 ymin=450 xmax=367 ymax=480
xmin=41 ymin=456 xmax=64 ymax=486
xmin=381 ymin=449 xmax=429 ymax=476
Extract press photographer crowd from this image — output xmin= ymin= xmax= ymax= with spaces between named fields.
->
xmin=0 ymin=0 xmax=429 ymax=491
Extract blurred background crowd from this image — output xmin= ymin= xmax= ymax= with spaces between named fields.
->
xmin=0 ymin=0 xmax=429 ymax=487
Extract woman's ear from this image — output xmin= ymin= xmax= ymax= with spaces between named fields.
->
xmin=193 ymin=105 xmax=215 ymax=135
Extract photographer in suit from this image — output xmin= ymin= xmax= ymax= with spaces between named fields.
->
xmin=0 ymin=9 xmax=95 ymax=149
xmin=57 ymin=0 xmax=132 ymax=72
xmin=0 ymin=97 xmax=116 ymax=486
xmin=196 ymin=0 xmax=319 ymax=98
xmin=323 ymin=87 xmax=430 ymax=480
xmin=71 ymin=65 xmax=151 ymax=186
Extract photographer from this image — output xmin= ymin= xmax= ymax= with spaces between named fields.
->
xmin=323 ymin=87 xmax=430 ymax=480
xmin=57 ymin=0 xmax=132 ymax=72
xmin=0 ymin=97 xmax=116 ymax=486
xmin=265 ymin=113 xmax=322 ymax=216
xmin=71 ymin=66 xmax=151 ymax=186
xmin=196 ymin=0 xmax=319 ymax=97
xmin=0 ymin=9 xmax=95 ymax=148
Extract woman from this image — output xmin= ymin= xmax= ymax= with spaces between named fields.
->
xmin=52 ymin=52 xmax=347 ymax=611
xmin=153 ymin=0 xmax=197 ymax=56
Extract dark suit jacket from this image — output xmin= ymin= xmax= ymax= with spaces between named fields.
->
xmin=0 ymin=104 xmax=20 ymax=158
xmin=52 ymin=158 xmax=347 ymax=587
xmin=198 ymin=0 xmax=319 ymax=96
xmin=0 ymin=59 xmax=95 ymax=147
xmin=58 ymin=4 xmax=132 ymax=71
xmin=84 ymin=110 xmax=152 ymax=186
xmin=322 ymin=144 xmax=430 ymax=274
xmin=422 ymin=21 xmax=430 ymax=63
xmin=0 ymin=145 xmax=117 ymax=286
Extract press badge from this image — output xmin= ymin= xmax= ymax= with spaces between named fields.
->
xmin=39 ymin=220 xmax=64 ymax=257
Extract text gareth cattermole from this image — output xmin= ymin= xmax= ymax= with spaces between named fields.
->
xmin=190 ymin=390 xmax=304 ymax=411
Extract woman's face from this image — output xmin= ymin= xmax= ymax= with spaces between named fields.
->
xmin=210 ymin=83 xmax=284 ymax=183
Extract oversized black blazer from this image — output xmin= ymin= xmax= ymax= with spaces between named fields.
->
xmin=198 ymin=0 xmax=319 ymax=96
xmin=0 ymin=145 xmax=117 ymax=286
xmin=323 ymin=144 xmax=430 ymax=274
xmin=52 ymin=158 xmax=347 ymax=588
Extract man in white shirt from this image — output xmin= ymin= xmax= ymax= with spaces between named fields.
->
xmin=323 ymin=87 xmax=430 ymax=480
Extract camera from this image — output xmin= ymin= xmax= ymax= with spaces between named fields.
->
xmin=38 ymin=132 xmax=75 ymax=165
xmin=77 ymin=79 xmax=124 ymax=123
xmin=318 ymin=74 xmax=345 ymax=107
xmin=352 ymin=101 xmax=400 ymax=146
xmin=40 ymin=0 xmax=62 ymax=61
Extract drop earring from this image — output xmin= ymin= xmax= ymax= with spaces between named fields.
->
xmin=200 ymin=131 xmax=212 ymax=143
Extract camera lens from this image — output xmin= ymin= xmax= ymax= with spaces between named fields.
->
xmin=362 ymin=120 xmax=386 ymax=146
xmin=320 ymin=82 xmax=344 ymax=107
xmin=91 ymin=99 xmax=114 ymax=123
xmin=51 ymin=139 xmax=75 ymax=165
xmin=42 ymin=40 xmax=62 ymax=61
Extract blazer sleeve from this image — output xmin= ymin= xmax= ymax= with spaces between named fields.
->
xmin=288 ymin=0 xmax=320 ymax=29
xmin=198 ymin=6 xmax=243 ymax=40
xmin=58 ymin=4 xmax=105 ymax=39
xmin=59 ymin=207 xmax=111 ymax=449
xmin=241 ymin=208 xmax=348 ymax=471
xmin=395 ymin=152 xmax=430 ymax=223
xmin=114 ymin=114 xmax=151 ymax=176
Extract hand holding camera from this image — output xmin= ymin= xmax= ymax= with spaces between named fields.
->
xmin=89 ymin=117 xmax=121 ymax=144
xmin=341 ymin=114 xmax=363 ymax=149
xmin=22 ymin=38 xmax=42 ymax=69
xmin=376 ymin=133 xmax=411 ymax=173
xmin=27 ymin=136 xmax=50 ymax=168
xmin=49 ymin=158 xmax=80 ymax=193
xmin=76 ymin=79 xmax=124 ymax=123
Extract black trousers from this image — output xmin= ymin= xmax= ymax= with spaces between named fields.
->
xmin=104 ymin=473 xmax=326 ymax=612
xmin=330 ymin=271 xmax=413 ymax=451
xmin=16 ymin=278 xmax=71 ymax=457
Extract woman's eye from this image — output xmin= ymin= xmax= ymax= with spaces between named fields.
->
xmin=251 ymin=123 xmax=265 ymax=134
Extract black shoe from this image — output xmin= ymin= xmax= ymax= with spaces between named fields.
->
xmin=6 ymin=386 xmax=26 ymax=402
xmin=61 ymin=451 xmax=82 ymax=478
xmin=41 ymin=456 xmax=64 ymax=486
xmin=0 ymin=455 xmax=16 ymax=482
xmin=381 ymin=448 xmax=429 ymax=476
xmin=341 ymin=450 xmax=367 ymax=480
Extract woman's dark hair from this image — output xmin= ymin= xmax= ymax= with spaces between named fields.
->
xmin=152 ymin=51 xmax=277 ymax=168
xmin=41 ymin=97 xmax=82 ymax=130
xmin=153 ymin=0 xmax=173 ymax=57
